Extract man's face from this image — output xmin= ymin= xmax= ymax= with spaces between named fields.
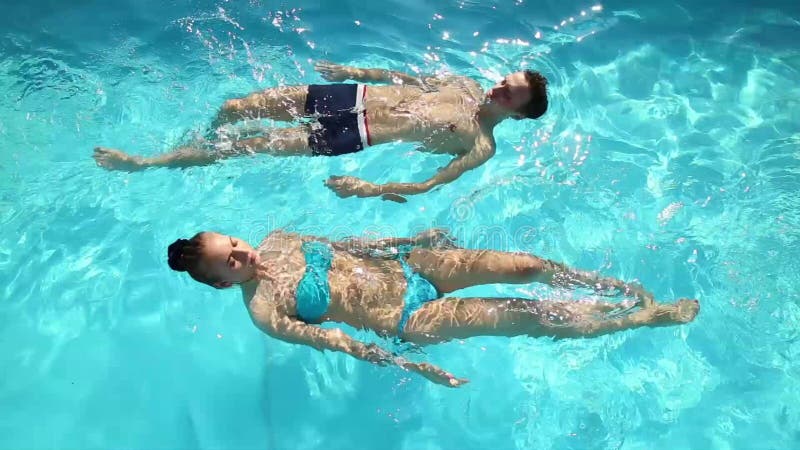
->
xmin=486 ymin=72 xmax=531 ymax=113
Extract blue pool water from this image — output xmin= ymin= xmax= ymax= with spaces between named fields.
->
xmin=2 ymin=0 xmax=800 ymax=448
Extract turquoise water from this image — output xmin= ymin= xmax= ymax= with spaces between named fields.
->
xmin=2 ymin=0 xmax=800 ymax=448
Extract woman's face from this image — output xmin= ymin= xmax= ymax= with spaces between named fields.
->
xmin=198 ymin=232 xmax=260 ymax=287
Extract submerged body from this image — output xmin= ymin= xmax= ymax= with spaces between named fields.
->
xmin=168 ymin=229 xmax=700 ymax=386
xmin=95 ymin=62 xmax=547 ymax=200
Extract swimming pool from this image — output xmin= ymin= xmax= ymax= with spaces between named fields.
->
xmin=2 ymin=0 xmax=799 ymax=448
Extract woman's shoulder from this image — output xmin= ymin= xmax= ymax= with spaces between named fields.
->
xmin=257 ymin=229 xmax=304 ymax=250
xmin=245 ymin=273 xmax=294 ymax=318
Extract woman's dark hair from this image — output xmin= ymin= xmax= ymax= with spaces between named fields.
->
xmin=167 ymin=232 xmax=221 ymax=288
xmin=519 ymin=70 xmax=548 ymax=119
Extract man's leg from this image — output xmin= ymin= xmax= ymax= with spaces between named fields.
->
xmin=93 ymin=126 xmax=313 ymax=171
xmin=223 ymin=126 xmax=312 ymax=156
xmin=212 ymin=86 xmax=308 ymax=128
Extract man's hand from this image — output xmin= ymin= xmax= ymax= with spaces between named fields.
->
xmin=325 ymin=175 xmax=379 ymax=198
xmin=315 ymin=61 xmax=357 ymax=82
xmin=325 ymin=176 xmax=413 ymax=203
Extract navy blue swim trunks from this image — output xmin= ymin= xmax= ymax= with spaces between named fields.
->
xmin=304 ymin=83 xmax=371 ymax=156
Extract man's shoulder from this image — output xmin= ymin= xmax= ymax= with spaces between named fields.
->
xmin=475 ymin=130 xmax=496 ymax=150
xmin=426 ymin=74 xmax=480 ymax=90
xmin=444 ymin=75 xmax=480 ymax=87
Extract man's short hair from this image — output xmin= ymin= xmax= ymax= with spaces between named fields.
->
xmin=519 ymin=70 xmax=548 ymax=119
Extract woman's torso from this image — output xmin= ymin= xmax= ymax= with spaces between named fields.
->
xmin=246 ymin=232 xmax=410 ymax=334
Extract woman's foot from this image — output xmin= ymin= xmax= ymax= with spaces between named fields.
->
xmin=93 ymin=147 xmax=143 ymax=171
xmin=651 ymin=298 xmax=700 ymax=325
xmin=566 ymin=299 xmax=637 ymax=318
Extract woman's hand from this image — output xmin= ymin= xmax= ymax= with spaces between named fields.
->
xmin=364 ymin=345 xmax=467 ymax=387
xmin=404 ymin=361 xmax=469 ymax=388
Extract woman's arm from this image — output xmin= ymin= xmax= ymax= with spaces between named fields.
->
xmin=250 ymin=300 xmax=467 ymax=387
xmin=332 ymin=236 xmax=416 ymax=252
xmin=301 ymin=228 xmax=457 ymax=255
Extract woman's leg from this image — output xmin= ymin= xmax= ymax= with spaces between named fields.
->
xmin=400 ymin=297 xmax=699 ymax=344
xmin=212 ymin=86 xmax=309 ymax=127
xmin=406 ymin=248 xmax=655 ymax=307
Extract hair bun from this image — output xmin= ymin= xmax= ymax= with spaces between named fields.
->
xmin=167 ymin=238 xmax=191 ymax=271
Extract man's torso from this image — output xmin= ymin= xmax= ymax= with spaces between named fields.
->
xmin=363 ymin=78 xmax=486 ymax=155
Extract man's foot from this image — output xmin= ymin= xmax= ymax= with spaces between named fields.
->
xmin=93 ymin=147 xmax=143 ymax=171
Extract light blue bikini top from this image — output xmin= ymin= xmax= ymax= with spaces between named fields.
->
xmin=295 ymin=241 xmax=333 ymax=323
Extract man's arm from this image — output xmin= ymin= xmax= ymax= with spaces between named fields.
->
xmin=315 ymin=61 xmax=425 ymax=87
xmin=325 ymin=137 xmax=495 ymax=199
xmin=250 ymin=300 xmax=467 ymax=387
xmin=376 ymin=144 xmax=495 ymax=196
